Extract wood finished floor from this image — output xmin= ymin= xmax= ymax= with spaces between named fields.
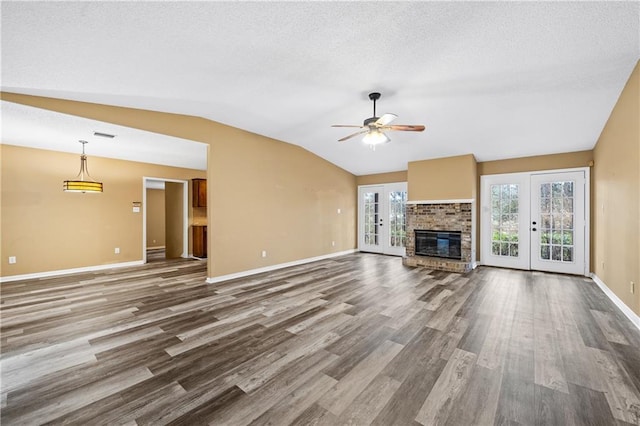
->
xmin=1 ymin=253 xmax=640 ymax=425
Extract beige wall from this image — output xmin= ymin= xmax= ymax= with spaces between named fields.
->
xmin=0 ymin=93 xmax=357 ymax=279
xmin=146 ymin=188 xmax=165 ymax=248
xmin=477 ymin=151 xmax=593 ymax=176
xmin=165 ymin=182 xmax=184 ymax=259
xmin=356 ymin=171 xmax=407 ymax=186
xmin=593 ymin=61 xmax=639 ymax=317
xmin=0 ymin=144 xmax=205 ymax=277
xmin=208 ymin=131 xmax=356 ymax=276
xmin=408 ymin=154 xmax=477 ymax=201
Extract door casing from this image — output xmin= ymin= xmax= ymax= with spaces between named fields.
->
xmin=142 ymin=177 xmax=189 ymax=263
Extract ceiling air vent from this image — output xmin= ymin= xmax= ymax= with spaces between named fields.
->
xmin=93 ymin=131 xmax=116 ymax=138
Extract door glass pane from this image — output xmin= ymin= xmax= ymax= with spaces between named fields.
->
xmin=540 ymin=183 xmax=550 ymax=198
xmin=563 ymin=182 xmax=573 ymax=197
xmin=541 ymin=245 xmax=550 ymax=260
xmin=388 ymin=191 xmax=407 ymax=248
xmin=541 ymin=198 xmax=550 ymax=213
xmin=538 ymin=179 xmax=575 ymax=263
xmin=363 ymin=192 xmax=379 ymax=245
xmin=492 ymin=241 xmax=499 ymax=255
xmin=490 ymin=183 xmax=519 ymax=257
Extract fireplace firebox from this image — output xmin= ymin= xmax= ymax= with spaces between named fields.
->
xmin=414 ymin=230 xmax=462 ymax=260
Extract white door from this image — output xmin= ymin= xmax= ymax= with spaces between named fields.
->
xmin=358 ymin=183 xmax=407 ymax=256
xmin=481 ymin=170 xmax=588 ymax=275
xmin=530 ymin=171 xmax=586 ymax=275
xmin=481 ymin=174 xmax=531 ymax=270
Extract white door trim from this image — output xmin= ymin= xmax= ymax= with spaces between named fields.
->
xmin=142 ymin=177 xmax=189 ymax=263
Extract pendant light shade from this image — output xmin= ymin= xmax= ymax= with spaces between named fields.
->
xmin=63 ymin=140 xmax=103 ymax=193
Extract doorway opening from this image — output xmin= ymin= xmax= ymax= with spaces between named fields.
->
xmin=143 ymin=177 xmax=189 ymax=263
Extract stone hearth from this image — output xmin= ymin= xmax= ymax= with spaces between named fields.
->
xmin=403 ymin=202 xmax=474 ymax=273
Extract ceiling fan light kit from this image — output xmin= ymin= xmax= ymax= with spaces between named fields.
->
xmin=362 ymin=130 xmax=390 ymax=148
xmin=332 ymin=92 xmax=425 ymax=149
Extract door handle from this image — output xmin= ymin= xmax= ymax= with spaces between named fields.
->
xmin=532 ymin=221 xmax=537 ymax=225
xmin=532 ymin=228 xmax=537 ymax=231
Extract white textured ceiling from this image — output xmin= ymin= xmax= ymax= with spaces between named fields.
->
xmin=1 ymin=1 xmax=638 ymax=175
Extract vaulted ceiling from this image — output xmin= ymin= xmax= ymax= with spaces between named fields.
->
xmin=1 ymin=1 xmax=638 ymax=175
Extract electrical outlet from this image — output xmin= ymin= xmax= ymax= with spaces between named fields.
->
xmin=631 ymin=281 xmax=636 ymax=294
xmin=261 ymin=250 xmax=267 ymax=258
xmin=8 ymin=256 xmax=16 ymax=264
xmin=332 ymin=241 xmax=335 ymax=247
xmin=114 ymin=247 xmax=120 ymax=254
xmin=337 ymin=208 xmax=341 ymax=214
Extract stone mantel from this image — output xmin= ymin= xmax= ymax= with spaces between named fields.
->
xmin=406 ymin=199 xmax=475 ymax=205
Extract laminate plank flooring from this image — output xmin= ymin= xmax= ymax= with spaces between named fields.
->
xmin=2 ymin=254 xmax=640 ymax=425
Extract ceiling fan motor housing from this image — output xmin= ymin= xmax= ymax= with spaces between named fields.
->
xmin=364 ymin=117 xmax=379 ymax=126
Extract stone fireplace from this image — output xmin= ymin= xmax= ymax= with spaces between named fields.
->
xmin=403 ymin=201 xmax=475 ymax=273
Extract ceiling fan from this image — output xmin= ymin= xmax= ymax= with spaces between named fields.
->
xmin=332 ymin=92 xmax=425 ymax=149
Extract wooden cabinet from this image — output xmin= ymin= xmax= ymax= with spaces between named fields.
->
xmin=192 ymin=225 xmax=207 ymax=258
xmin=192 ymin=178 xmax=207 ymax=258
xmin=192 ymin=178 xmax=207 ymax=207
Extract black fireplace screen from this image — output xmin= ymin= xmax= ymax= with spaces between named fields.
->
xmin=415 ymin=230 xmax=462 ymax=260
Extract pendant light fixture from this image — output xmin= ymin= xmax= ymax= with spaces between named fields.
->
xmin=63 ymin=140 xmax=103 ymax=193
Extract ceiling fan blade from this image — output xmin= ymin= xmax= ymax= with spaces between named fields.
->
xmin=383 ymin=124 xmax=426 ymax=132
xmin=338 ymin=129 xmax=369 ymax=142
xmin=331 ymin=124 xmax=365 ymax=128
xmin=375 ymin=113 xmax=398 ymax=126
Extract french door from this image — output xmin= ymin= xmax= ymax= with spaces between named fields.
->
xmin=358 ymin=183 xmax=407 ymax=256
xmin=481 ymin=169 xmax=588 ymax=275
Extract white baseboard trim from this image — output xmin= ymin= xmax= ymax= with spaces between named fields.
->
xmin=206 ymin=249 xmax=357 ymax=284
xmin=0 ymin=261 xmax=145 ymax=283
xmin=591 ymin=273 xmax=640 ymax=331
xmin=471 ymin=261 xmax=479 ymax=270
